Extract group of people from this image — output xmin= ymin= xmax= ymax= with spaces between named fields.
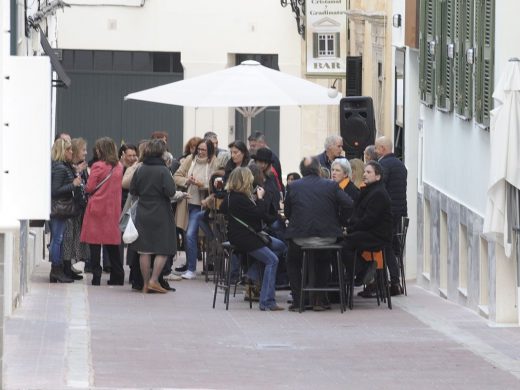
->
xmin=48 ymin=128 xmax=407 ymax=311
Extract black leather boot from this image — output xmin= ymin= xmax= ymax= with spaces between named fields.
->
xmin=50 ymin=265 xmax=74 ymax=283
xmin=63 ymin=261 xmax=83 ymax=280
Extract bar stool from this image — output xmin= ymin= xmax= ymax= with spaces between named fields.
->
xmin=347 ymin=246 xmax=392 ymax=310
xmin=212 ymin=241 xmax=235 ymax=310
xmin=299 ymin=244 xmax=346 ymax=313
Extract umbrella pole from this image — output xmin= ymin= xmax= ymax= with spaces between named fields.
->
xmin=515 ymin=187 xmax=520 ymax=325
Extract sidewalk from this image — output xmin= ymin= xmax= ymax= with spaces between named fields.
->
xmin=4 ymin=260 xmax=520 ymax=390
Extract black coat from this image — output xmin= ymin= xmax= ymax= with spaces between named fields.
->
xmin=339 ymin=180 xmax=360 ymax=224
xmin=379 ymin=153 xmax=407 ymax=218
xmin=348 ymin=180 xmax=393 ymax=244
xmin=51 ymin=160 xmax=75 ymax=200
xmin=219 ymin=191 xmax=268 ymax=253
xmin=284 ymin=175 xmax=353 ymax=239
xmin=129 ymin=158 xmax=177 ymax=256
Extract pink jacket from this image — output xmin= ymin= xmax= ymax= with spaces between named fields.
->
xmin=80 ymin=161 xmax=123 ymax=245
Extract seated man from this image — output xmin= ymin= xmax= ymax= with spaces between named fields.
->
xmin=341 ymin=161 xmax=393 ymax=294
xmin=285 ymin=157 xmax=353 ymax=311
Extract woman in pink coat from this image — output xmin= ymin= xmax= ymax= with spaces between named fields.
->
xmin=80 ymin=137 xmax=124 ymax=286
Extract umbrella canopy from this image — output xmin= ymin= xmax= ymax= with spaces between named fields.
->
xmin=125 ymin=60 xmax=341 ymax=135
xmin=484 ymin=58 xmax=520 ymax=257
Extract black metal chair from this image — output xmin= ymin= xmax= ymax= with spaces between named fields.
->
xmin=299 ymin=244 xmax=346 ymax=313
xmin=347 ymin=246 xmax=392 ymax=310
xmin=212 ymin=241 xmax=235 ymax=310
xmin=394 ymin=217 xmax=409 ymax=296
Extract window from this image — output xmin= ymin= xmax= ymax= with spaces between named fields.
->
xmin=419 ymin=0 xmax=435 ymax=106
xmin=474 ymin=0 xmax=495 ymax=127
xmin=312 ymin=32 xmax=340 ymax=58
xmin=419 ymin=0 xmax=494 ymax=125
xmin=455 ymin=0 xmax=474 ymax=120
xmin=318 ymin=33 xmax=335 ymax=57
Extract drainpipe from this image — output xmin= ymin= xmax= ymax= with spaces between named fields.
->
xmin=10 ymin=0 xmax=17 ymax=55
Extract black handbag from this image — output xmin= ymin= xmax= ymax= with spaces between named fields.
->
xmin=50 ymin=198 xmax=78 ymax=219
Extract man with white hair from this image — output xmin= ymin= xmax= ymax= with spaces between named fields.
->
xmin=315 ymin=134 xmax=344 ymax=176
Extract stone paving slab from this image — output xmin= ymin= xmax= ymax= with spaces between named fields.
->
xmin=4 ymin=260 xmax=520 ymax=389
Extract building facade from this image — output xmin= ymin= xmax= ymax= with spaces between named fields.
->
xmin=394 ymin=0 xmax=520 ymax=325
xmin=55 ymin=0 xmax=346 ymax=174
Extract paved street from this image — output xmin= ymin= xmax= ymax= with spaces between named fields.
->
xmin=4 ymin=259 xmax=520 ymax=390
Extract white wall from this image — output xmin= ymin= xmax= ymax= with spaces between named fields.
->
xmin=56 ymin=0 xmax=306 ymax=173
xmin=421 ymin=110 xmax=490 ymax=215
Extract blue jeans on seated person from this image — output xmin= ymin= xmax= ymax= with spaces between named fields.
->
xmin=246 ymin=236 xmax=286 ymax=283
xmin=186 ymin=204 xmax=214 ymax=272
xmin=247 ymin=244 xmax=281 ymax=310
xmin=49 ymin=217 xmax=66 ymax=266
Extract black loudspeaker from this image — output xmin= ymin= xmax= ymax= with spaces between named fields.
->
xmin=340 ymin=96 xmax=376 ymax=160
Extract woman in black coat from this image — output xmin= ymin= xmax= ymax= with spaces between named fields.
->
xmin=331 ymin=158 xmax=360 ymax=225
xmin=50 ymin=138 xmax=82 ymax=283
xmin=130 ymin=140 xmax=177 ymax=293
xmin=223 ymin=140 xmax=250 ymax=181
xmin=220 ymin=167 xmax=285 ymax=311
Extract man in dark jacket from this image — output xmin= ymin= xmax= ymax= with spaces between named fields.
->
xmin=315 ymin=134 xmax=344 ymax=177
xmin=376 ymin=136 xmax=407 ymax=295
xmin=342 ymin=161 xmax=393 ymax=289
xmin=284 ymin=157 xmax=353 ymax=310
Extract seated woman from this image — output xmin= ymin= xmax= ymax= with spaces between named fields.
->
xmin=220 ymin=167 xmax=285 ymax=311
xmin=332 ymin=158 xmax=360 ymax=228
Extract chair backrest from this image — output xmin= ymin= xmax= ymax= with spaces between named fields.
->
xmin=396 ymin=216 xmax=409 ymax=253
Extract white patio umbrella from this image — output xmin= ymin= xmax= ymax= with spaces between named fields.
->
xmin=124 ymin=60 xmax=342 ymax=136
xmin=484 ymin=58 xmax=520 ymax=256
xmin=483 ymin=58 xmax=520 ymax=323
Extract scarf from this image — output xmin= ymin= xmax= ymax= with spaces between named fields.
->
xmin=339 ymin=177 xmax=351 ymax=190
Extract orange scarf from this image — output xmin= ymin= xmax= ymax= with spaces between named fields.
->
xmin=339 ymin=178 xmax=350 ymax=190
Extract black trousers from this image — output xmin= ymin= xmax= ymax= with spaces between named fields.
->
xmin=286 ymin=240 xmax=332 ymax=305
xmin=90 ymin=244 xmax=124 ymax=283
xmin=341 ymin=230 xmax=398 ymax=284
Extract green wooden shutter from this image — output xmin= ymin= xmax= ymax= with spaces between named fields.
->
xmin=313 ymin=33 xmax=319 ymax=58
xmin=475 ymin=0 xmax=495 ymax=127
xmin=436 ymin=0 xmax=455 ymax=111
xmin=435 ymin=0 xmax=447 ymax=110
xmin=420 ymin=0 xmax=436 ymax=106
xmin=456 ymin=0 xmax=474 ymax=119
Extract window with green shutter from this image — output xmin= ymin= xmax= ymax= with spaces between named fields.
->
xmin=455 ymin=0 xmax=474 ymax=120
xmin=474 ymin=0 xmax=495 ymax=127
xmin=436 ymin=0 xmax=455 ymax=112
xmin=419 ymin=0 xmax=436 ymax=106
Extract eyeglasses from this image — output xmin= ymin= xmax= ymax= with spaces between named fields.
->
xmin=197 ymin=148 xmax=207 ymax=152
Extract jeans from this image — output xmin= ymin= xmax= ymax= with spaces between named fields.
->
xmin=247 ymin=244 xmax=281 ymax=309
xmin=246 ymin=236 xmax=286 ymax=282
xmin=49 ymin=218 xmax=66 ymax=266
xmin=186 ymin=204 xmax=214 ymax=272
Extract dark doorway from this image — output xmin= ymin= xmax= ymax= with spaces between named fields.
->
xmin=234 ymin=54 xmax=280 ymax=156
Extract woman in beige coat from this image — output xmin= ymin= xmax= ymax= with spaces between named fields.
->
xmin=174 ymin=138 xmax=219 ymax=279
